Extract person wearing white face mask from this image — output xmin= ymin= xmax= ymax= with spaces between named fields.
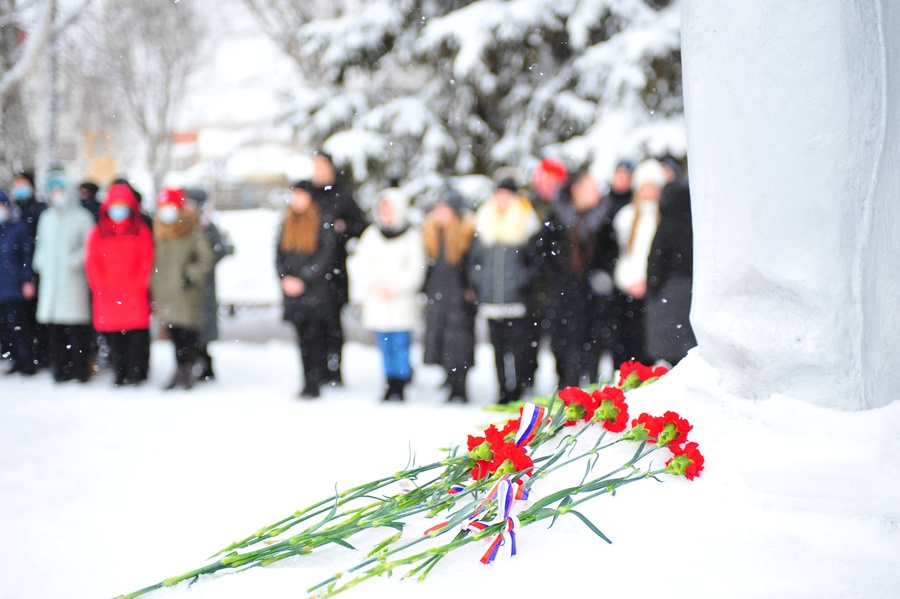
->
xmin=32 ymin=171 xmax=96 ymax=382
xmin=150 ymin=188 xmax=214 ymax=391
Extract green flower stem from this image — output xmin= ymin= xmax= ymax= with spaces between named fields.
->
xmin=213 ymin=461 xmax=460 ymax=557
xmin=527 ymin=435 xmax=623 ymax=486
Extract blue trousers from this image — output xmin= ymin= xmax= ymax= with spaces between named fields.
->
xmin=375 ymin=331 xmax=412 ymax=380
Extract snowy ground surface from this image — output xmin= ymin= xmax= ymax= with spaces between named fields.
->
xmin=1 ymin=334 xmax=899 ymax=599
xmin=2 ymin=210 xmax=898 ymax=598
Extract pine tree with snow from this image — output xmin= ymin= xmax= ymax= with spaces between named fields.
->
xmin=251 ymin=0 xmax=685 ymax=197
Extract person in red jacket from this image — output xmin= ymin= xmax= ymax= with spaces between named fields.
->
xmin=84 ymin=183 xmax=154 ymax=386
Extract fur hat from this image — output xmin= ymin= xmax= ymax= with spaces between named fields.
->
xmin=632 ymin=159 xmax=667 ymax=191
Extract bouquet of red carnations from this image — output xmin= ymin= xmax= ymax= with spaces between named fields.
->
xmin=116 ymin=361 xmax=703 ymax=599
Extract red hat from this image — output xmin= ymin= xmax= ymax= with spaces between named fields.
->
xmin=533 ymin=158 xmax=567 ymax=186
xmin=157 ymin=188 xmax=186 ymax=208
xmin=532 ymin=158 xmax=568 ymax=200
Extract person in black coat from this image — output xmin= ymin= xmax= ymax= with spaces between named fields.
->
xmin=0 ymin=191 xmax=37 ymax=375
xmin=277 ymin=180 xmax=340 ymax=399
xmin=469 ymin=178 xmax=542 ymax=404
xmin=9 ymin=171 xmax=47 ymax=370
xmin=645 ymin=177 xmax=697 ymax=365
xmin=422 ymin=188 xmax=477 ymax=403
xmin=79 ymin=182 xmax=102 ymax=222
xmin=535 ymin=168 xmax=618 ymax=388
xmin=604 ymin=160 xmax=634 ymax=218
xmin=311 ymin=151 xmax=367 ymax=386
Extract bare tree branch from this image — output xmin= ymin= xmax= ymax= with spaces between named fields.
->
xmin=0 ymin=0 xmax=54 ymax=100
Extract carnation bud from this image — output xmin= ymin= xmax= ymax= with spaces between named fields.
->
xmin=495 ymin=459 xmax=517 ymax=476
xmin=621 ymin=423 xmax=649 ymax=442
xmin=594 ymin=399 xmax=619 ymax=423
xmin=621 ymin=372 xmax=643 ymax=392
xmin=470 ymin=440 xmax=494 ymax=462
xmin=564 ymin=403 xmax=586 ymax=422
xmin=658 ymin=422 xmax=680 ymax=445
xmin=665 ymin=454 xmax=692 ymax=477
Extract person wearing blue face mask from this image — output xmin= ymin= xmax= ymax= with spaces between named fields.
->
xmin=9 ymin=171 xmax=48 ymax=371
xmin=84 ymin=183 xmax=154 ymax=387
xmin=32 ymin=171 xmax=96 ymax=383
xmin=0 ymin=190 xmax=37 ymax=375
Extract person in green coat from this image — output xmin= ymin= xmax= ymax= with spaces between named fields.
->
xmin=151 ymin=188 xmax=213 ymax=390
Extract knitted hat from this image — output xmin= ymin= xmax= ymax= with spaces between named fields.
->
xmin=291 ymin=180 xmax=317 ymax=195
xmin=495 ymin=177 xmax=518 ymax=193
xmin=157 ymin=188 xmax=186 ymax=208
xmin=46 ymin=170 xmax=68 ymax=193
xmin=438 ymin=187 xmax=466 ymax=215
xmin=632 ymin=159 xmax=667 ymax=191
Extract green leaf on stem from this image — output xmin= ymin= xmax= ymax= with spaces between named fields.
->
xmin=567 ymin=510 xmax=613 ymax=544
xmin=548 ymin=496 xmax=572 ymax=529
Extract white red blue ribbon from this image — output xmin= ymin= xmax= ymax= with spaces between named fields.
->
xmin=468 ymin=476 xmax=525 ymax=564
xmin=514 ymin=403 xmax=548 ymax=449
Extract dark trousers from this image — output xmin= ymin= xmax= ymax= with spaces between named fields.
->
xmin=168 ymin=326 xmax=200 ymax=366
xmin=551 ymin=324 xmax=602 ymax=389
xmin=0 ymin=300 xmax=35 ymax=373
xmin=104 ymin=329 xmax=150 ymax=384
xmin=487 ymin=317 xmax=534 ymax=402
xmin=25 ymin=296 xmax=48 ymax=368
xmin=325 ymin=304 xmax=343 ymax=380
xmin=613 ymin=293 xmax=649 ymax=366
xmin=47 ymin=324 xmax=93 ymax=382
xmin=294 ymin=319 xmax=329 ymax=391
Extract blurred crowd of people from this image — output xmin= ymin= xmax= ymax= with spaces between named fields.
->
xmin=279 ymin=152 xmax=696 ymax=402
xmin=1 ymin=150 xmax=695 ymax=402
xmin=0 ymin=170 xmax=231 ymax=390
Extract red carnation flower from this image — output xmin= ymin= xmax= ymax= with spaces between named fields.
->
xmin=625 ymin=411 xmax=692 ymax=448
xmin=489 ymin=442 xmax=534 ymax=476
xmin=558 ymin=386 xmax=599 ymax=425
xmin=592 ymin=386 xmax=629 ymax=432
xmin=618 ymin=360 xmax=669 ymax=391
xmin=666 ymin=441 xmax=705 ymax=480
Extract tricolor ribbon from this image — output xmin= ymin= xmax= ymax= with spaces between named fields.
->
xmin=514 ymin=403 xmax=548 ymax=449
xmin=423 ymin=406 xmax=544 ymax=542
xmin=469 ymin=476 xmax=525 ymax=564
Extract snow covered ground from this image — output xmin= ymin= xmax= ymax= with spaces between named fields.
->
xmin=1 ymin=336 xmax=899 ymax=599
xmin=2 ymin=209 xmax=897 ymax=598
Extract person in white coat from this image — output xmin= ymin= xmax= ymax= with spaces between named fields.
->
xmin=32 ymin=171 xmax=96 ymax=382
xmin=348 ymin=188 xmax=426 ymax=401
xmin=612 ymin=159 xmax=667 ymax=365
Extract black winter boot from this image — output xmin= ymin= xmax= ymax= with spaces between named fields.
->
xmin=446 ymin=369 xmax=468 ymax=404
xmin=165 ymin=363 xmax=195 ymax=391
xmin=382 ymin=378 xmax=405 ymax=402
